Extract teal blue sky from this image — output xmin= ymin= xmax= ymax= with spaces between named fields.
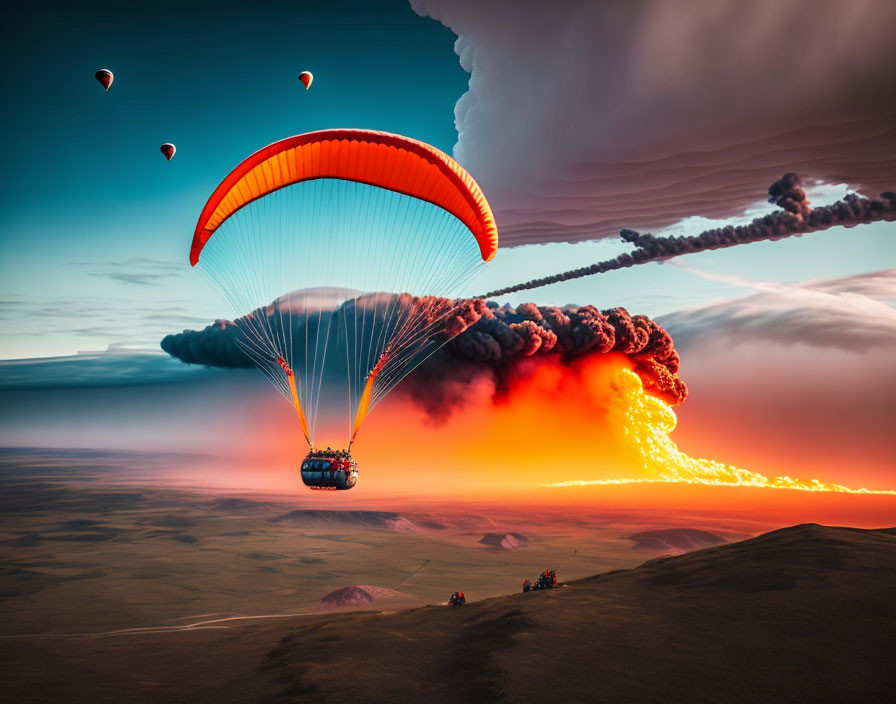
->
xmin=1 ymin=0 xmax=467 ymax=357
xmin=1 ymin=0 xmax=893 ymax=359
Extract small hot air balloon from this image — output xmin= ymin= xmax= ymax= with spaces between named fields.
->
xmin=298 ymin=71 xmax=313 ymax=90
xmin=160 ymin=143 xmax=176 ymax=161
xmin=95 ymin=69 xmax=113 ymax=91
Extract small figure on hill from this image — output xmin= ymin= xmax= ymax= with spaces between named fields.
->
xmin=525 ymin=569 xmax=558 ymax=591
xmin=538 ymin=569 xmax=558 ymax=589
xmin=448 ymin=591 xmax=466 ymax=607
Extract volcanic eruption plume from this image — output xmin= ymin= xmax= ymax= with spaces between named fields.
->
xmin=402 ymin=301 xmax=687 ymax=421
xmin=542 ymin=365 xmax=895 ymax=495
xmin=402 ymin=305 xmax=894 ymax=495
xmin=482 ymin=174 xmax=896 ymax=298
xmin=162 ymin=296 xmax=895 ymax=494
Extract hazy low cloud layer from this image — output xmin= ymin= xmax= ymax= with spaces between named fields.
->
xmin=412 ymin=0 xmax=896 ymax=246
xmin=659 ymin=269 xmax=896 ymax=352
xmin=0 ymin=352 xmax=214 ymax=390
xmin=804 ymin=269 xmax=896 ymax=300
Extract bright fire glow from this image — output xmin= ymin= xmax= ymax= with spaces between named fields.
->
xmin=544 ymin=367 xmax=896 ymax=495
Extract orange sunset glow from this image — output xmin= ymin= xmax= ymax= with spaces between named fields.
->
xmin=231 ymin=353 xmax=896 ymax=508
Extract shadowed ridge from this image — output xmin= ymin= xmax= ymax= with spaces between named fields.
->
xmin=623 ymin=527 xmax=725 ymax=552
xmin=205 ymin=498 xmax=276 ymax=514
xmin=5 ymin=525 xmax=895 ymax=703
xmin=268 ymin=510 xmax=400 ymax=526
xmin=620 ymin=523 xmax=896 ymax=591
xmin=264 ymin=524 xmax=896 ymax=703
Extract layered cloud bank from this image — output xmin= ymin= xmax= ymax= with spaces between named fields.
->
xmin=660 ymin=268 xmax=896 ymax=352
xmin=411 ymin=0 xmax=896 ymax=245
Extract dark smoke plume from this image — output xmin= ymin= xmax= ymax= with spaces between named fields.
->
xmin=161 ymin=319 xmax=250 ymax=368
xmin=160 ymin=293 xmax=489 ymax=372
xmin=161 ymin=299 xmax=686 ymax=417
xmin=404 ymin=302 xmax=686 ymax=422
xmin=482 ymin=175 xmax=896 ymax=298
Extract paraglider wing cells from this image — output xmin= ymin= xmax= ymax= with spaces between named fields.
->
xmin=189 ymin=128 xmax=497 ymax=266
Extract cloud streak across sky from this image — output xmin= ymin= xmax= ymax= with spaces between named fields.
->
xmin=412 ymin=0 xmax=896 ymax=246
xmin=660 ymin=268 xmax=896 ymax=351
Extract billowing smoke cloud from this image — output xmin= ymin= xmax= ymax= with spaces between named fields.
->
xmin=411 ymin=0 xmax=896 ymax=246
xmin=482 ymin=176 xmax=896 ymax=297
xmin=161 ymin=297 xmax=686 ymax=416
xmin=161 ymin=319 xmax=251 ymax=369
xmin=403 ymin=302 xmax=686 ymax=422
xmin=160 ymin=293 xmax=490 ymax=374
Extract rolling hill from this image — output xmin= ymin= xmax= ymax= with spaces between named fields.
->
xmin=4 ymin=524 xmax=894 ymax=703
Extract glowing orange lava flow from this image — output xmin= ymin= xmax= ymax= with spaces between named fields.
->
xmin=545 ymin=368 xmax=896 ymax=495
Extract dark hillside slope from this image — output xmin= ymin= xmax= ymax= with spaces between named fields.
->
xmin=265 ymin=524 xmax=896 ymax=703
xmin=4 ymin=524 xmax=895 ymax=703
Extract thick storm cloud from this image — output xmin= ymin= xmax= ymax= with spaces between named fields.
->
xmin=161 ymin=297 xmax=686 ymax=418
xmin=482 ymin=176 xmax=896 ymax=297
xmin=412 ymin=0 xmax=896 ymax=246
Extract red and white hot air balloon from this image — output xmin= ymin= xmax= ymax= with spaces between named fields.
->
xmin=95 ymin=69 xmax=113 ymax=91
xmin=298 ymin=71 xmax=313 ymax=90
xmin=160 ymin=143 xmax=176 ymax=161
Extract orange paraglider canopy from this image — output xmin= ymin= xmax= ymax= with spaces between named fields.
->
xmin=190 ymin=129 xmax=497 ymax=266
